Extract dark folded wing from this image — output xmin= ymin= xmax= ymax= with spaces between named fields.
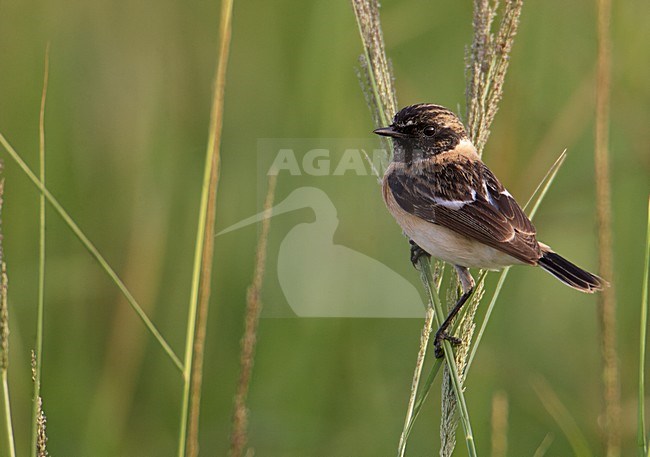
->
xmin=387 ymin=160 xmax=541 ymax=264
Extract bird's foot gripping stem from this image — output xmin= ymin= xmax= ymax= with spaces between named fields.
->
xmin=433 ymin=266 xmax=475 ymax=359
xmin=409 ymin=239 xmax=430 ymax=267
xmin=433 ymin=289 xmax=471 ymax=359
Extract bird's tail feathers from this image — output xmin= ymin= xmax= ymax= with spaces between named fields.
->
xmin=538 ymin=250 xmax=607 ymax=293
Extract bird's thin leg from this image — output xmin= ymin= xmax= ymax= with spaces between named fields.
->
xmin=409 ymin=239 xmax=430 ymax=267
xmin=434 ymin=265 xmax=475 ymax=358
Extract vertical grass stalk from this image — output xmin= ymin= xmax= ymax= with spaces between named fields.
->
xmin=419 ymin=258 xmax=477 ymax=457
xmin=229 ymin=174 xmax=278 ymax=457
xmin=34 ymin=395 xmax=48 ymax=457
xmin=0 ymin=178 xmax=16 ymax=457
xmin=594 ymin=0 xmax=621 ymax=454
xmin=179 ymin=0 xmax=234 ymax=455
xmin=31 ymin=43 xmax=49 ymax=457
xmin=31 ymin=352 xmax=48 ymax=456
xmin=401 ymin=270 xmax=486 ymax=451
xmin=638 ymin=197 xmax=650 ymax=456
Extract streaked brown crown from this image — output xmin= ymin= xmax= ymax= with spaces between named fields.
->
xmin=393 ymin=104 xmax=467 ymax=136
xmin=374 ymin=104 xmax=468 ymax=162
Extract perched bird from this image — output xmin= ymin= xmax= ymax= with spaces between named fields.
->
xmin=374 ymin=103 xmax=606 ymax=357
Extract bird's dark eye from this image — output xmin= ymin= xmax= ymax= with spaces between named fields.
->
xmin=423 ymin=126 xmax=436 ymax=137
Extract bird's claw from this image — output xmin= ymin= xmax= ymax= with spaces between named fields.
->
xmin=409 ymin=240 xmax=430 ymax=267
xmin=434 ymin=331 xmax=462 ymax=358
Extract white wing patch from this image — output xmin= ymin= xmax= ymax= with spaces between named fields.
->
xmin=482 ymin=181 xmax=497 ymax=206
xmin=432 ymin=189 xmax=476 ymax=210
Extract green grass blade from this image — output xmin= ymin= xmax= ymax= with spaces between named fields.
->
xmin=419 ymin=258 xmax=477 ymax=457
xmin=401 ymin=270 xmax=487 ymax=446
xmin=523 ymin=150 xmax=567 ymax=214
xmin=0 ymin=133 xmax=183 ymax=372
xmin=638 ymin=196 xmax=650 ymax=456
xmin=532 ymin=433 xmax=554 ymax=457
xmin=32 ymin=44 xmax=49 ymax=457
xmin=527 ymin=151 xmax=567 ymax=220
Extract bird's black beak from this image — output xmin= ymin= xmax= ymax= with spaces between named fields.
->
xmin=373 ymin=125 xmax=408 ymax=139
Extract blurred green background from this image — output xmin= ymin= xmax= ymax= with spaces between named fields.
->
xmin=1 ymin=0 xmax=649 ymax=455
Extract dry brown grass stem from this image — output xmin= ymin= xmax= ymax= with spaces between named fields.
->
xmin=594 ymin=0 xmax=621 ymax=455
xmin=186 ymin=127 xmax=222 ymax=457
xmin=229 ymin=174 xmax=278 ymax=457
xmin=0 ymin=263 xmax=6 ymax=372
xmin=0 ymin=181 xmax=6 ymax=373
xmin=185 ymin=1 xmax=234 ymax=455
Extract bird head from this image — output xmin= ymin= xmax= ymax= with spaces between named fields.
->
xmin=373 ymin=104 xmax=468 ymax=162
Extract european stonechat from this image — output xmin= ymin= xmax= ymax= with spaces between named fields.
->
xmin=375 ymin=103 xmax=606 ymax=357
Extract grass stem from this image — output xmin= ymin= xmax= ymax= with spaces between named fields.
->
xmin=419 ymin=258 xmax=478 ymax=457
xmin=179 ymin=0 xmax=234 ymax=455
xmin=0 ymin=178 xmax=16 ymax=457
xmin=1 ymin=368 xmax=15 ymax=457
xmin=401 ymin=271 xmax=486 ymax=448
xmin=229 ymin=174 xmax=278 ymax=457
xmin=638 ymin=196 xmax=650 ymax=456
xmin=594 ymin=0 xmax=621 ymax=453
xmin=31 ymin=43 xmax=49 ymax=457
